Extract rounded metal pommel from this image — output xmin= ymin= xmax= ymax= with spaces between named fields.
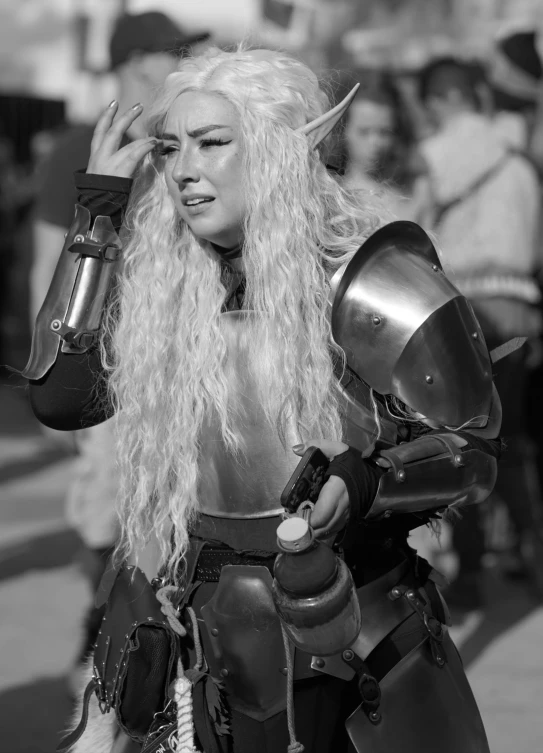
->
xmin=277 ymin=517 xmax=313 ymax=552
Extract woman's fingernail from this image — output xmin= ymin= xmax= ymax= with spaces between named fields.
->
xmin=131 ymin=102 xmax=142 ymax=110
xmin=292 ymin=444 xmax=304 ymax=452
xmin=108 ymin=100 xmax=117 ymax=108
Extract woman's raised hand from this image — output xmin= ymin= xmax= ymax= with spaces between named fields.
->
xmin=87 ymin=101 xmax=159 ymax=179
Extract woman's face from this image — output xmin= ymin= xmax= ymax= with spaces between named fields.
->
xmin=160 ymin=91 xmax=245 ymax=249
xmin=345 ymin=99 xmax=395 ymax=173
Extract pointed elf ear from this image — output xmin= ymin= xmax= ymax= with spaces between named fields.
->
xmin=296 ymin=84 xmax=360 ymax=150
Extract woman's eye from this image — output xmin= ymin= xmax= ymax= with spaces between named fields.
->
xmin=200 ymin=138 xmax=231 ymax=149
xmin=158 ymin=145 xmax=178 ymax=157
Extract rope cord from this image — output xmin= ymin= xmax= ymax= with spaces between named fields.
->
xmin=156 ymin=585 xmax=187 ymax=638
xmin=187 ymin=605 xmax=203 ymax=671
xmin=156 ymin=585 xmax=199 ymax=753
xmin=281 ymin=624 xmax=305 ymax=753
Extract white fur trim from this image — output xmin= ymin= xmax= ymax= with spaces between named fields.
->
xmin=66 ymin=661 xmax=117 ymax=753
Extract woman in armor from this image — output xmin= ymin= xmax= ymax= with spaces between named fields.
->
xmin=24 ymin=47 xmax=500 ymax=753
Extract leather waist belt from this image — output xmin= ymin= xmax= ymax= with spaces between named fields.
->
xmin=195 ymin=548 xmax=277 ymax=582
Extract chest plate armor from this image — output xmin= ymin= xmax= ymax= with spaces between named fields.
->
xmin=197 ymin=311 xmax=394 ymax=519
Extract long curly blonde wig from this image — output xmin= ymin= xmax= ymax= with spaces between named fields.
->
xmin=104 ymin=45 xmax=383 ymax=579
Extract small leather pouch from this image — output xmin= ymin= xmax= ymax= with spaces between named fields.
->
xmin=58 ymin=562 xmax=179 ymax=751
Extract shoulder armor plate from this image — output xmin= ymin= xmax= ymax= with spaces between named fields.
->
xmin=331 ymin=221 xmax=494 ymax=429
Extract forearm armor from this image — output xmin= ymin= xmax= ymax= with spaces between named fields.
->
xmin=23 ymin=205 xmax=121 ymax=381
xmin=364 ymin=432 xmax=498 ymax=521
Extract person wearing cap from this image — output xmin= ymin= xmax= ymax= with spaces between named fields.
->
xmin=29 ymin=11 xmax=210 ymax=686
xmin=488 ymin=29 xmax=543 ymax=154
xmin=418 ymin=55 xmax=543 ymax=615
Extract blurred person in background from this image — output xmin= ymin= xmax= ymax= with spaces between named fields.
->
xmin=488 ymin=30 xmax=543 ymax=158
xmin=30 ymin=10 xmax=210 ymax=685
xmin=342 ymin=70 xmax=432 ymax=223
xmin=0 ymin=132 xmax=21 ymax=364
xmin=489 ymin=29 xmax=543 ymax=548
xmin=0 ymin=129 xmax=38 ymax=366
xmin=418 ymin=56 xmax=543 ymax=621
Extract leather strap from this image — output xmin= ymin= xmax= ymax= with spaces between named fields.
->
xmin=490 ymin=336 xmax=527 ymax=364
xmin=56 ymin=678 xmax=99 ymax=751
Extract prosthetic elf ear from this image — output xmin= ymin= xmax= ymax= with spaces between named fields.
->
xmin=296 ymin=84 xmax=360 ymax=149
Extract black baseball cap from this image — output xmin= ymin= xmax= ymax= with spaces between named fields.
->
xmin=109 ymin=11 xmax=210 ymax=70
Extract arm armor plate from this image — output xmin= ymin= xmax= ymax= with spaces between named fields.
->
xmin=23 ymin=205 xmax=121 ymax=381
xmin=364 ymin=432 xmax=498 ymax=521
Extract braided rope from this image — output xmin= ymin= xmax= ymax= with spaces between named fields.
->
xmin=156 ymin=586 xmax=199 ymax=753
xmin=174 ymin=672 xmax=198 ymax=753
xmin=281 ymin=624 xmax=304 ymax=753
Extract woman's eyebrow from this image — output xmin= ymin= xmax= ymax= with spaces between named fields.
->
xmin=160 ymin=132 xmax=179 ymax=142
xmin=161 ymin=125 xmax=231 ymax=141
xmin=188 ymin=124 xmax=231 ymax=138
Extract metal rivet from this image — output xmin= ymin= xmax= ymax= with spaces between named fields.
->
xmin=397 ymin=470 xmax=406 ymax=482
xmin=342 ymin=649 xmax=354 ymax=662
xmin=114 ymin=664 xmax=118 ymax=669
xmin=454 ymin=454 xmax=462 ymax=465
xmin=472 ymin=332 xmax=478 ymax=339
xmin=372 ymin=315 xmax=381 ymax=325
xmin=98 ymin=630 xmax=102 ymax=635
xmin=314 ymin=658 xmax=325 ymax=668
xmin=369 ymin=711 xmax=381 ymax=723
xmin=147 ymin=617 xmax=153 ymax=621
xmin=383 ymin=510 xmax=392 ymax=518
xmin=432 ymin=264 xmax=439 ymax=271
xmin=437 ymin=656 xmax=445 ymax=667
xmin=280 ymin=667 xmax=288 ymax=676
xmin=406 ymin=590 xmax=416 ymax=600
xmin=220 ymin=668 xmax=229 ymax=677
xmin=120 ymin=648 xmax=123 ymax=653
xmin=103 ymin=616 xmax=106 ymax=621
xmin=51 ymin=319 xmax=61 ymax=331
xmin=74 ymin=234 xmax=84 ymax=243
xmin=390 ymin=587 xmax=401 ymax=599
xmin=125 ymin=634 xmax=129 ymax=639
xmin=132 ymin=621 xmax=137 ymax=627
xmin=211 ymin=628 xmax=219 ymax=637
xmin=425 ymin=375 xmax=433 ymax=384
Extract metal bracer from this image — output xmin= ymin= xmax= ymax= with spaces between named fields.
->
xmin=23 ymin=205 xmax=121 ymax=381
xmin=364 ymin=432 xmax=498 ymax=521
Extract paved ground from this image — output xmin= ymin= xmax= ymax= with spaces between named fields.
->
xmin=1 ymin=379 xmax=543 ymax=753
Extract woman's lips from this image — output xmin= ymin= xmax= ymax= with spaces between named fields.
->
xmin=183 ymin=197 xmax=215 ymax=215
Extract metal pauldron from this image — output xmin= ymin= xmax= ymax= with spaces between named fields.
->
xmin=23 ymin=204 xmax=121 ymax=381
xmin=330 ymin=221 xmax=494 ymax=429
xmin=364 ymin=432 xmax=498 ymax=520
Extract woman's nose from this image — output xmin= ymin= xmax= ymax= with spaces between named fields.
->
xmin=171 ymin=150 xmax=200 ymax=184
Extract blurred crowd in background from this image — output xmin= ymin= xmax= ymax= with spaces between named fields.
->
xmin=3 ymin=0 xmax=543 ymax=674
